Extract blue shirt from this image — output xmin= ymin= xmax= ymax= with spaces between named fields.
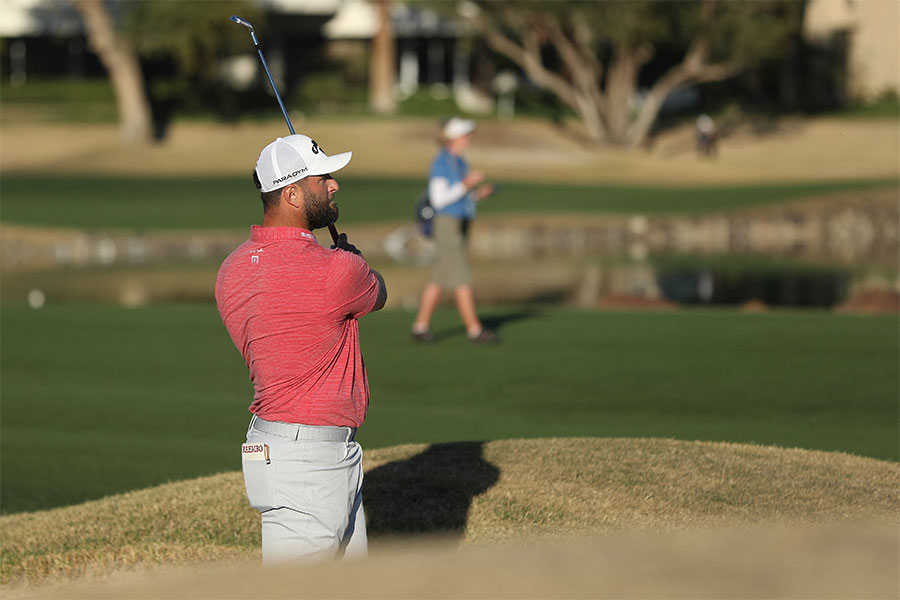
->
xmin=430 ymin=149 xmax=476 ymax=219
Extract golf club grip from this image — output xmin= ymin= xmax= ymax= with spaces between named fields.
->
xmin=328 ymin=224 xmax=339 ymax=244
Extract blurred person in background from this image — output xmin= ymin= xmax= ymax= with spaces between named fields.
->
xmin=216 ymin=134 xmax=387 ymax=563
xmin=696 ymin=113 xmax=718 ymax=158
xmin=411 ymin=117 xmax=498 ymax=344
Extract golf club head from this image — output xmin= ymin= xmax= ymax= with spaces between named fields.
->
xmin=230 ymin=15 xmax=254 ymax=32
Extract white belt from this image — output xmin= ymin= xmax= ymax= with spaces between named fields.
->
xmin=249 ymin=414 xmax=356 ymax=442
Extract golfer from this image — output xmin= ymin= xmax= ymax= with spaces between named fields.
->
xmin=215 ymin=134 xmax=387 ymax=563
xmin=410 ymin=117 xmax=497 ymax=344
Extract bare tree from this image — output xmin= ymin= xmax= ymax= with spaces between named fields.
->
xmin=74 ymin=0 xmax=152 ymax=144
xmin=369 ymin=0 xmax=397 ymax=114
xmin=462 ymin=0 xmax=797 ymax=146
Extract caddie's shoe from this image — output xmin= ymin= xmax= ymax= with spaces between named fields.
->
xmin=411 ymin=329 xmax=436 ymax=343
xmin=468 ymin=328 xmax=500 ymax=344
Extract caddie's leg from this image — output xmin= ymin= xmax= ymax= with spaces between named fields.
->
xmin=454 ymin=284 xmax=482 ymax=335
xmin=413 ymin=282 xmax=442 ymax=332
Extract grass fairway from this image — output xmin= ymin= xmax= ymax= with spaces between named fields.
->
xmin=0 ymin=174 xmax=894 ymax=230
xmin=1 ymin=304 xmax=897 ymax=514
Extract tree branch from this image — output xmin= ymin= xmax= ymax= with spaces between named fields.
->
xmin=625 ymin=38 xmax=739 ymax=145
xmin=466 ymin=9 xmax=580 ymax=111
xmin=570 ymin=14 xmax=601 ymax=77
xmin=621 ymin=0 xmax=739 ymax=146
xmin=543 ymin=12 xmax=604 ymax=112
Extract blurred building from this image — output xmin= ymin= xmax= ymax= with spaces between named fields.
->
xmin=299 ymin=0 xmax=492 ymax=112
xmin=0 ymin=0 xmax=90 ymax=82
xmin=804 ymin=0 xmax=900 ymax=101
xmin=0 ymin=0 xmax=489 ymax=112
xmin=5 ymin=0 xmax=896 ymax=111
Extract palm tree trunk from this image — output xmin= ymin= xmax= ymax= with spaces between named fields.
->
xmin=75 ymin=0 xmax=152 ymax=144
xmin=369 ymin=0 xmax=397 ymax=114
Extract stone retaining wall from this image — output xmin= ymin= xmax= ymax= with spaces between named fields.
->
xmin=466 ymin=193 xmax=898 ymax=266
xmin=2 ymin=193 xmax=897 ymax=271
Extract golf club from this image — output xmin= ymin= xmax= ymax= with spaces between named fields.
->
xmin=231 ymin=15 xmax=340 ymax=245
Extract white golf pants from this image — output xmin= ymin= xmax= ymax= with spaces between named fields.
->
xmin=242 ymin=415 xmax=367 ymax=564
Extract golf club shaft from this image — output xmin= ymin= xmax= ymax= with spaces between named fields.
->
xmin=231 ymin=16 xmax=340 ymax=245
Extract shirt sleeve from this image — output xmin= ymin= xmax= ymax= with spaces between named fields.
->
xmin=326 ymin=249 xmax=380 ymax=319
xmin=429 ymin=177 xmax=468 ymax=210
xmin=429 ymin=151 xmax=470 ymax=210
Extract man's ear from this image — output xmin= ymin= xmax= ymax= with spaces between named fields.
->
xmin=282 ymin=183 xmax=303 ymax=209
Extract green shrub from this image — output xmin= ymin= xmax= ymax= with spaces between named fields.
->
xmin=295 ymin=71 xmax=367 ymax=113
xmin=0 ymin=78 xmax=117 ymax=122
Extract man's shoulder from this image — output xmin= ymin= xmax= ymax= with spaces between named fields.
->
xmin=265 ymin=240 xmax=361 ymax=278
xmin=327 ymin=246 xmax=368 ymax=273
xmin=218 ymin=238 xmax=252 ymax=268
xmin=218 ymin=237 xmax=328 ymax=276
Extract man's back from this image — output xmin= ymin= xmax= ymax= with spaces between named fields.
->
xmin=216 ymin=225 xmax=379 ymax=427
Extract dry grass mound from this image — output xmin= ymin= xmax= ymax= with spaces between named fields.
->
xmin=11 ymin=526 xmax=898 ymax=600
xmin=2 ymin=438 xmax=898 ymax=593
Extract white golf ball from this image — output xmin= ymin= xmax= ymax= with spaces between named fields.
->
xmin=27 ymin=289 xmax=46 ymax=309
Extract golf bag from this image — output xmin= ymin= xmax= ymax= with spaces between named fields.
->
xmin=415 ymin=188 xmax=435 ymax=237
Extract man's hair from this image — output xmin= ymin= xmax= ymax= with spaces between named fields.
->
xmin=253 ymin=171 xmax=282 ymax=212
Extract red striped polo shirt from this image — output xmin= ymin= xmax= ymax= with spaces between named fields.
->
xmin=215 ymin=225 xmax=380 ymax=427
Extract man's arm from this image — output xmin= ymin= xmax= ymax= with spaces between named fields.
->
xmin=428 ymin=171 xmax=485 ymax=210
xmin=331 ymin=232 xmax=387 ymax=313
xmin=370 ymin=269 xmax=387 ymax=312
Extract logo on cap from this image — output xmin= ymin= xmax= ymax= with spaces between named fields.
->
xmin=273 ymin=167 xmax=308 ymax=186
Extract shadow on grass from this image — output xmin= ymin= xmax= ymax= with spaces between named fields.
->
xmin=363 ymin=441 xmax=499 ymax=543
xmin=435 ymin=308 xmax=541 ymax=342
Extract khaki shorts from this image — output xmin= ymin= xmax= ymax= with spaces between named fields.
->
xmin=431 ymin=215 xmax=472 ymax=288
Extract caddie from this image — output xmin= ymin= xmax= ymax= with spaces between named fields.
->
xmin=215 ymin=134 xmax=387 ymax=563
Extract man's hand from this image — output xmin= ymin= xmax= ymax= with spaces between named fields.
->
xmin=463 ymin=170 xmax=485 ymax=189
xmin=475 ymin=183 xmax=495 ymax=201
xmin=330 ymin=233 xmax=361 ymax=255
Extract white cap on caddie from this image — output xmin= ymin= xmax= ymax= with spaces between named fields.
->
xmin=255 ymin=134 xmax=352 ymax=192
xmin=442 ymin=117 xmax=476 ymax=140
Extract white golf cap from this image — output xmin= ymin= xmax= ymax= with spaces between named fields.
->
xmin=255 ymin=134 xmax=352 ymax=192
xmin=442 ymin=117 xmax=476 ymax=140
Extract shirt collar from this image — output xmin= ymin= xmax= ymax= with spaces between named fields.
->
xmin=250 ymin=225 xmax=317 ymax=243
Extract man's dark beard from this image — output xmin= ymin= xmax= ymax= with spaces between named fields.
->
xmin=303 ymin=185 xmax=338 ymax=230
